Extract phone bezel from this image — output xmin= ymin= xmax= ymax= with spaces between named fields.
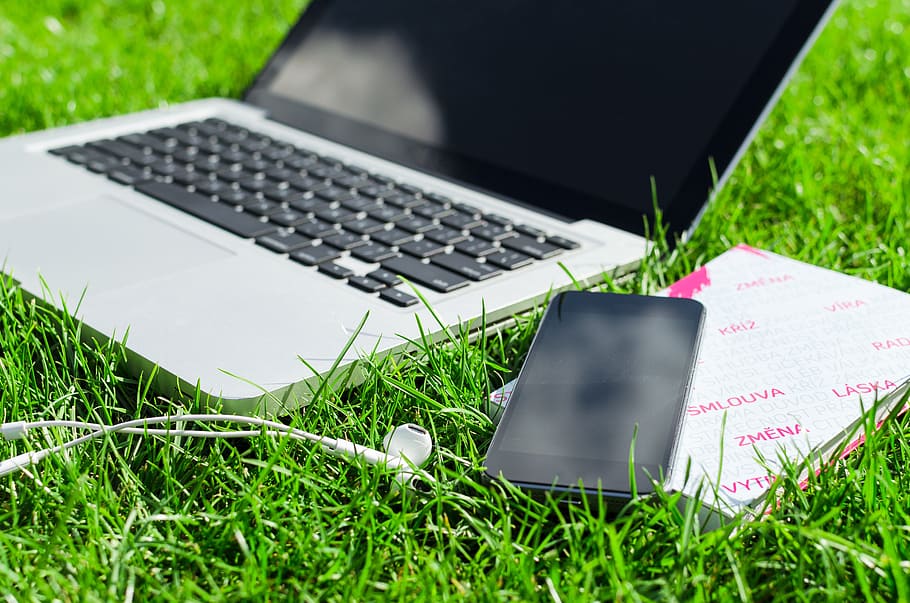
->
xmin=484 ymin=291 xmax=705 ymax=500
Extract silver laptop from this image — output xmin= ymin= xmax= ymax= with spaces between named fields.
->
xmin=0 ymin=1 xmax=837 ymax=415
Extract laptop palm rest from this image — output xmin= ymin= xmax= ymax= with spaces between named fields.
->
xmin=0 ymin=195 xmax=232 ymax=297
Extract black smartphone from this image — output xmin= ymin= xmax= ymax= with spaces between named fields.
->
xmin=484 ymin=290 xmax=705 ymax=504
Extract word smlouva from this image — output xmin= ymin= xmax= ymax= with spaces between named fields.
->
xmin=735 ymin=423 xmax=805 ymax=447
xmin=687 ymin=389 xmax=786 ymax=416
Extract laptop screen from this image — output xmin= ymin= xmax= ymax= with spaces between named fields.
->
xmin=247 ymin=1 xmax=834 ymax=237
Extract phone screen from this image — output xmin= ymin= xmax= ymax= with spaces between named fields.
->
xmin=485 ymin=291 xmax=704 ymax=498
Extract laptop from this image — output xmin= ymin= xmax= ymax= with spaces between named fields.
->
xmin=0 ymin=1 xmax=837 ymax=415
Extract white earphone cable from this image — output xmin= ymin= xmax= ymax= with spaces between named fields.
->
xmin=0 ymin=414 xmax=403 ymax=477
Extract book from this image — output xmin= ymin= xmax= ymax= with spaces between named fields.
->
xmin=489 ymin=244 xmax=910 ymax=516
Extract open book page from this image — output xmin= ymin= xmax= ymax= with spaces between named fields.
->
xmin=489 ymin=244 xmax=910 ymax=515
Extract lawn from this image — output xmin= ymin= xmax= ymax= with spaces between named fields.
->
xmin=1 ymin=0 xmax=910 ymax=600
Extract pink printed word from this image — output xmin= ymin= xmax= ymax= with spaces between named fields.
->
xmin=718 ymin=320 xmax=757 ymax=336
xmin=832 ymin=380 xmax=898 ymax=398
xmin=721 ymin=474 xmax=775 ymax=495
xmin=687 ymin=388 xmax=785 ymax=417
xmin=872 ymin=337 xmax=910 ymax=351
xmin=824 ymin=300 xmax=867 ymax=312
xmin=735 ymin=274 xmax=794 ymax=291
xmin=735 ymin=424 xmax=805 ymax=447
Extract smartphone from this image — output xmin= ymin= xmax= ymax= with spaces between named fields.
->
xmin=484 ymin=290 xmax=705 ymax=504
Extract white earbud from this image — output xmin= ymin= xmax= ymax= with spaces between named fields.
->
xmin=0 ymin=415 xmax=434 ymax=493
xmin=383 ymin=423 xmax=434 ymax=492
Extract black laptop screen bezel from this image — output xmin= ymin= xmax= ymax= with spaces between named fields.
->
xmin=244 ymin=0 xmax=836 ymax=239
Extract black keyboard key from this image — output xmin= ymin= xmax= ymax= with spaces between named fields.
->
xmin=219 ymin=148 xmax=249 ymax=163
xmin=238 ymin=136 xmax=271 ymax=153
xmin=193 ymin=154 xmax=221 ymax=172
xmin=370 ymin=173 xmax=394 ymax=185
xmin=514 ymin=224 xmax=546 ymax=238
xmin=370 ymin=228 xmax=415 ymax=247
xmin=323 ymin=231 xmax=366 ymax=250
xmin=453 ymin=202 xmax=481 ymax=216
xmin=239 ymin=178 xmax=274 ymax=193
xmin=380 ymin=288 xmax=419 ymax=307
xmin=242 ymin=157 xmax=271 ymax=173
xmin=315 ymin=206 xmax=357 ymax=223
xmin=217 ymin=189 xmax=253 ymax=206
xmin=269 ymin=209 xmax=310 ymax=227
xmin=484 ymin=249 xmax=534 ymax=270
xmin=318 ymin=262 xmax=354 ymax=280
xmin=88 ymin=139 xmax=159 ymax=166
xmin=108 ymin=165 xmax=152 ymax=186
xmin=146 ymin=126 xmax=184 ymax=143
xmin=289 ymin=197 xmax=330 ymax=214
xmin=367 ymin=205 xmax=407 ymax=223
xmin=400 ymin=239 xmax=445 ymax=258
xmin=396 ymin=183 xmax=422 ymax=195
xmin=346 ymin=217 xmax=386 ymax=235
xmin=214 ymin=166 xmax=253 ymax=183
xmin=381 ymin=255 xmax=469 ymax=293
xmin=171 ymin=168 xmax=206 ymax=186
xmin=471 ymin=223 xmax=517 ymax=242
xmin=367 ymin=268 xmax=402 ymax=287
xmin=282 ymin=153 xmax=319 ymax=170
xmin=424 ymin=192 xmax=452 ymax=206
xmin=350 ymin=242 xmax=398 ymax=263
xmin=86 ymin=158 xmax=119 ymax=175
xmin=501 ymin=234 xmax=563 ymax=260
xmin=62 ymin=147 xmax=104 ymax=166
xmin=396 ymin=215 xmax=437 ymax=234
xmin=135 ymin=182 xmax=276 ymax=238
xmin=431 ymin=252 xmax=501 ymax=281
xmin=118 ymin=133 xmax=175 ymax=155
xmin=195 ymin=139 xmax=225 ymax=155
xmin=307 ymin=163 xmax=345 ymax=180
xmin=344 ymin=164 xmax=368 ymax=176
xmin=358 ymin=184 xmax=392 ymax=198
xmin=260 ymin=144 xmax=295 ymax=161
xmin=333 ymin=173 xmax=369 ymax=188
xmin=454 ymin=237 xmax=497 ymax=257
xmin=172 ymin=148 xmax=200 ymax=164
xmin=265 ymin=167 xmax=300 ymax=182
xmin=348 ymin=276 xmax=386 ymax=293
xmin=423 ymin=225 xmax=468 ymax=245
xmin=412 ymin=203 xmax=453 ymax=220
xmin=288 ymin=175 xmax=329 ymax=194
xmin=49 ymin=145 xmax=83 ymax=157
xmin=193 ymin=179 xmax=229 ymax=196
xmin=442 ymin=212 xmax=484 ymax=230
xmin=295 ymin=218 xmax=338 ymax=239
xmin=316 ymin=185 xmax=355 ymax=203
xmin=263 ymin=187 xmax=306 ymax=204
xmin=256 ymin=230 xmax=312 ymax=253
xmin=244 ymin=198 xmax=282 ymax=216
xmin=381 ymin=192 xmax=423 ymax=208
xmin=547 ymin=235 xmax=580 ymax=250
xmin=341 ymin=196 xmax=381 ymax=212
xmin=149 ymin=160 xmax=178 ymax=176
xmin=289 ymin=244 xmax=341 ymax=266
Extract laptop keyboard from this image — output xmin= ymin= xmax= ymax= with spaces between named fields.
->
xmin=49 ymin=118 xmax=579 ymax=307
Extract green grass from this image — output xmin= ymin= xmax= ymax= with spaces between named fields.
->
xmin=2 ymin=0 xmax=910 ymax=600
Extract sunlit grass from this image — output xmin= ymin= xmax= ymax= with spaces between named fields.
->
xmin=1 ymin=0 xmax=909 ymax=599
